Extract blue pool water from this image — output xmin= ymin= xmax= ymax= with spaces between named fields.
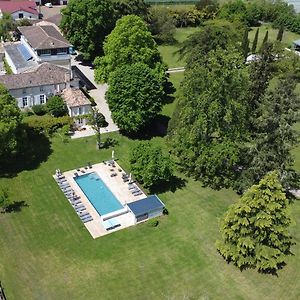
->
xmin=75 ymin=172 xmax=123 ymax=216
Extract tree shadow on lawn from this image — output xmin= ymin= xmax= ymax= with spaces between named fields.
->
xmin=2 ymin=200 xmax=29 ymax=213
xmin=0 ymin=127 xmax=52 ymax=178
xmin=120 ymin=114 xmax=171 ymax=140
xmin=149 ymin=175 xmax=187 ymax=194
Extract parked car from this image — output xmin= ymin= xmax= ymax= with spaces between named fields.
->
xmin=45 ymin=3 xmax=53 ymax=8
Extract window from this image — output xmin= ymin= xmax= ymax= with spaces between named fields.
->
xmin=19 ymin=13 xmax=23 ymax=19
xmin=22 ymin=88 xmax=26 ymax=94
xmin=40 ymin=86 xmax=44 ymax=92
xmin=78 ymin=107 xmax=82 ymax=115
xmin=57 ymin=48 xmax=67 ymax=55
xmin=22 ymin=97 xmax=28 ymax=107
xmin=136 ymin=213 xmax=148 ymax=222
xmin=40 ymin=95 xmax=45 ymax=104
xmin=38 ymin=49 xmax=51 ymax=56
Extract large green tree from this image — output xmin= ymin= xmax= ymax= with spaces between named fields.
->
xmin=60 ymin=0 xmax=115 ymax=60
xmin=178 ymin=20 xmax=243 ymax=68
xmin=94 ymin=14 xmax=163 ymax=82
xmin=168 ymin=48 xmax=249 ymax=188
xmin=216 ymin=171 xmax=295 ymax=273
xmin=149 ymin=6 xmax=176 ymax=44
xmin=0 ymin=84 xmax=22 ymax=159
xmin=237 ymin=76 xmax=300 ymax=191
xmin=106 ymin=63 xmax=165 ymax=133
xmin=130 ymin=141 xmax=174 ymax=188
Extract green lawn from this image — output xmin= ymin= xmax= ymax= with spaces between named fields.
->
xmin=0 ymin=130 xmax=300 ymax=299
xmin=249 ymin=24 xmax=300 ymax=49
xmin=158 ymin=24 xmax=300 ymax=68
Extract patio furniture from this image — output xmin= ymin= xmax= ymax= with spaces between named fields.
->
xmin=75 ymin=207 xmax=86 ymax=213
xmin=83 ymin=216 xmax=93 ymax=223
xmin=110 ymin=172 xmax=117 ymax=177
xmin=80 ymin=212 xmax=90 ymax=218
xmin=134 ymin=191 xmax=143 ymax=196
xmin=74 ymin=172 xmax=79 ymax=177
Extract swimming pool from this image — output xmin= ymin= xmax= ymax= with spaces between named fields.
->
xmin=75 ymin=172 xmax=123 ymax=216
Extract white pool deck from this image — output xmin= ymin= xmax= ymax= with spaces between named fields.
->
xmin=54 ymin=162 xmax=147 ymax=238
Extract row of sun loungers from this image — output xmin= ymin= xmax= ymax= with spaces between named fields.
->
xmin=55 ymin=174 xmax=93 ymax=224
xmin=127 ymin=182 xmax=143 ymax=196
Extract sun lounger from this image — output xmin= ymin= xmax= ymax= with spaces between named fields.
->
xmin=78 ymin=211 xmax=89 ymax=217
xmin=134 ymin=191 xmax=143 ymax=196
xmin=56 ymin=175 xmax=65 ymax=180
xmin=75 ymin=207 xmax=86 ymax=213
xmin=71 ymin=201 xmax=82 ymax=206
xmin=59 ymin=183 xmax=70 ymax=188
xmin=110 ymin=172 xmax=117 ymax=177
xmin=128 ymin=185 xmax=136 ymax=190
xmin=123 ymin=178 xmax=129 ymax=182
xmin=80 ymin=214 xmax=91 ymax=221
xmin=132 ymin=190 xmax=141 ymax=195
xmin=73 ymin=203 xmax=84 ymax=209
xmin=83 ymin=216 xmax=93 ymax=223
xmin=74 ymin=172 xmax=79 ymax=177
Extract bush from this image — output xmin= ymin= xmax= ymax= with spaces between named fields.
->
xmin=46 ymin=95 xmax=67 ymax=117
xmin=23 ymin=115 xmax=73 ymax=135
xmin=148 ymin=218 xmax=159 ymax=227
xmin=21 ymin=108 xmax=34 ymax=117
xmin=32 ymin=104 xmax=47 ymax=116
xmin=130 ymin=141 xmax=174 ymax=188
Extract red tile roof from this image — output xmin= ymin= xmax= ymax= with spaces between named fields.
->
xmin=0 ymin=1 xmax=38 ymax=15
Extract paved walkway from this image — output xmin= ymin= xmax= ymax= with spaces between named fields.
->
xmin=71 ymin=56 xmax=119 ymax=136
xmin=167 ymin=67 xmax=185 ymax=73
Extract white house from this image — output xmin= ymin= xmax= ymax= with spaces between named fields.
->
xmin=0 ymin=62 xmax=78 ymax=108
xmin=61 ymin=88 xmax=91 ymax=126
xmin=0 ymin=1 xmax=39 ymax=20
xmin=4 ymin=24 xmax=73 ymax=74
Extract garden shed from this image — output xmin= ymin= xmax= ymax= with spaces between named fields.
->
xmin=127 ymin=195 xmax=165 ymax=223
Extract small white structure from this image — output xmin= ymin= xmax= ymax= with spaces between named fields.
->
xmin=0 ymin=1 xmax=39 ymax=21
xmin=127 ymin=195 xmax=165 ymax=224
xmin=61 ymin=88 xmax=92 ymax=126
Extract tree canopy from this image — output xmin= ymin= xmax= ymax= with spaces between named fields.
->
xmin=61 ymin=0 xmax=116 ymax=60
xmin=106 ymin=63 xmax=165 ymax=133
xmin=94 ymin=14 xmax=163 ymax=83
xmin=168 ymin=47 xmax=249 ymax=188
xmin=0 ymin=84 xmax=22 ymax=160
xmin=178 ymin=20 xmax=243 ymax=68
xmin=130 ymin=141 xmax=174 ymax=188
xmin=46 ymin=96 xmax=67 ymax=117
xmin=216 ymin=171 xmax=294 ymax=273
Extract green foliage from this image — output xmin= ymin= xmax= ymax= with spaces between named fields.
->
xmin=32 ymin=104 xmax=47 ymax=116
xmin=217 ymin=171 xmax=294 ymax=274
xmin=24 ymin=115 xmax=73 ymax=135
xmin=3 ymin=58 xmax=13 ymax=74
xmin=168 ymin=47 xmax=249 ymax=188
xmin=262 ymin=30 xmax=269 ymax=47
xmin=0 ymin=13 xmax=15 ymax=41
xmin=149 ymin=6 xmax=176 ymax=44
xmin=195 ymin=0 xmax=219 ymax=20
xmin=46 ymin=96 xmax=67 ymax=117
xmin=251 ymin=27 xmax=259 ymax=53
xmin=0 ymin=84 xmax=22 ymax=159
xmin=178 ymin=20 xmax=243 ymax=68
xmin=148 ymin=218 xmax=159 ymax=227
xmin=241 ymin=28 xmax=249 ymax=60
xmin=88 ymin=107 xmax=107 ymax=149
xmin=0 ymin=188 xmax=10 ymax=212
xmin=237 ymin=76 xmax=300 ymax=192
xmin=276 ymin=25 xmax=284 ymax=42
xmin=60 ymin=0 xmax=115 ymax=60
xmin=218 ymin=0 xmax=247 ymax=24
xmin=168 ymin=7 xmax=204 ymax=27
xmin=113 ymin=0 xmax=150 ymax=21
xmin=106 ymin=63 xmax=165 ymax=133
xmin=94 ymin=15 xmax=162 ymax=83
xmin=130 ymin=141 xmax=174 ymax=188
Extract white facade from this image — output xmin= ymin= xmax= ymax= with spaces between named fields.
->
xmin=67 ymin=105 xmax=91 ymax=126
xmin=9 ymin=82 xmax=67 ymax=109
xmin=0 ymin=9 xmax=38 ymax=21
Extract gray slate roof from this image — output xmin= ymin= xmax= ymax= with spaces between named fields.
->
xmin=18 ymin=25 xmax=71 ymax=50
xmin=0 ymin=63 xmax=69 ymax=90
xmin=4 ymin=42 xmax=38 ymax=71
xmin=127 ymin=195 xmax=165 ymax=216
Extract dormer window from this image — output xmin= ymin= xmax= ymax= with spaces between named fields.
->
xmin=38 ymin=49 xmax=51 ymax=56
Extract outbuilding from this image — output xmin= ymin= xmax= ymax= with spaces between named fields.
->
xmin=127 ymin=195 xmax=165 ymax=223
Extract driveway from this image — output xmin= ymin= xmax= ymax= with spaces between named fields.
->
xmin=71 ymin=56 xmax=119 ymax=134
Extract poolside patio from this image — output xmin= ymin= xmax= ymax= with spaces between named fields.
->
xmin=56 ymin=161 xmax=147 ymax=238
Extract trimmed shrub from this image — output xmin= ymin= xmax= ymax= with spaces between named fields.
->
xmin=148 ymin=218 xmax=159 ymax=227
xmin=46 ymin=95 xmax=67 ymax=117
xmin=23 ymin=115 xmax=73 ymax=135
xmin=32 ymin=104 xmax=47 ymax=116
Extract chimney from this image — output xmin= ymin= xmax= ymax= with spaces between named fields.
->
xmin=65 ymin=71 xmax=71 ymax=88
